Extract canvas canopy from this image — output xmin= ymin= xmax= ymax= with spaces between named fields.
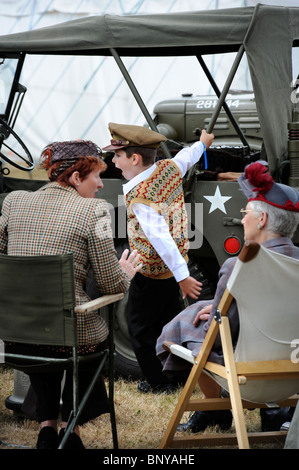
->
xmin=0 ymin=3 xmax=298 ymax=173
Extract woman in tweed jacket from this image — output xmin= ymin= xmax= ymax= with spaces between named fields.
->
xmin=156 ymin=161 xmax=299 ymax=433
xmin=0 ymin=140 xmax=141 ymax=449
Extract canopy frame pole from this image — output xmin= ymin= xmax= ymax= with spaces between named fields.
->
xmin=196 ymin=51 xmax=250 ymax=149
xmin=110 ymin=48 xmax=172 ymax=158
xmin=182 ymin=45 xmax=246 ymax=196
xmin=202 ymin=45 xmax=246 ymax=136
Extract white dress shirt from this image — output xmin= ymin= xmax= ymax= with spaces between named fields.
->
xmin=123 ymin=141 xmax=205 ymax=282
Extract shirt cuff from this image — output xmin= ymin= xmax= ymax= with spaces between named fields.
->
xmin=172 ymin=262 xmax=190 ymax=283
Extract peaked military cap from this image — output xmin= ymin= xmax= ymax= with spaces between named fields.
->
xmin=102 ymin=122 xmax=167 ymax=151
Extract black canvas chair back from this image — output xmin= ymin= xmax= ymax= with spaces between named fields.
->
xmin=0 ymin=252 xmax=122 ymax=449
xmin=0 ymin=253 xmax=76 ymax=348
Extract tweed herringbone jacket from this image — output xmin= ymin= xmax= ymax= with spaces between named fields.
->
xmin=0 ymin=182 xmax=130 ymax=346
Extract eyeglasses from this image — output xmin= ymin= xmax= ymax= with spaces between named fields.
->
xmin=240 ymin=208 xmax=254 ymax=219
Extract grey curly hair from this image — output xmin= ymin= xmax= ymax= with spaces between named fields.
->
xmin=250 ymin=200 xmax=299 ymax=238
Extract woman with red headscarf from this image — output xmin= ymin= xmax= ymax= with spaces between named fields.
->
xmin=156 ymin=161 xmax=299 ymax=434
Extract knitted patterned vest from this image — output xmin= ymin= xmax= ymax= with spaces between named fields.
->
xmin=125 ymin=159 xmax=189 ymax=279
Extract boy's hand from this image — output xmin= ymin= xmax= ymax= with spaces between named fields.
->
xmin=179 ymin=276 xmax=202 ymax=300
xmin=200 ymin=129 xmax=214 ymax=149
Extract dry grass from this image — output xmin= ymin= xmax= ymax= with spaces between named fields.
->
xmin=0 ymin=366 xmax=283 ymax=451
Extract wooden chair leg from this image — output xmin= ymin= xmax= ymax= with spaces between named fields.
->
xmin=159 ymin=357 xmax=204 ymax=448
xmin=159 ymin=318 xmax=220 ymax=449
xmin=219 ymin=317 xmax=249 ymax=449
xmin=108 ymin=302 xmax=118 ymax=449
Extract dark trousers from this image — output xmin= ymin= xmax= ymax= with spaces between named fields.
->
xmin=5 ymin=342 xmax=109 ymax=425
xmin=127 ymin=273 xmax=182 ymax=386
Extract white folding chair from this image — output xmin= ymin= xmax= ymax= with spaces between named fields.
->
xmin=160 ymin=241 xmax=299 ymax=449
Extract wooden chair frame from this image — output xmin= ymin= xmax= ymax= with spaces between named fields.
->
xmin=159 ymin=244 xmax=299 ymax=449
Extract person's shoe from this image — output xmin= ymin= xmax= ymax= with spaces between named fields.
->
xmin=280 ymin=421 xmax=291 ymax=431
xmin=137 ymin=381 xmax=178 ymax=395
xmin=137 ymin=381 xmax=152 ymax=393
xmin=58 ymin=429 xmax=85 ymax=450
xmin=152 ymin=383 xmax=179 ymax=394
xmin=260 ymin=407 xmax=295 ymax=432
xmin=177 ymin=410 xmax=233 ymax=433
xmin=36 ymin=426 xmax=59 ymax=449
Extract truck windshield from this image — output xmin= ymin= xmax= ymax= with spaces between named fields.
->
xmin=0 ymin=57 xmax=19 ymax=118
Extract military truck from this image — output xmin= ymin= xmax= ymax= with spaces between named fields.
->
xmin=0 ymin=5 xmax=298 ymax=386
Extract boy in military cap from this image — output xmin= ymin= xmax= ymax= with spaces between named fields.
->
xmin=103 ymin=123 xmax=214 ymax=393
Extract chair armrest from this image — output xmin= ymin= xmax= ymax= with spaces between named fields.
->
xmin=75 ymin=293 xmax=124 ymax=314
xmin=162 ymin=341 xmax=195 ymax=364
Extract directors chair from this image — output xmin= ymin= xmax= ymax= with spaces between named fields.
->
xmin=160 ymin=241 xmax=299 ymax=449
xmin=0 ymin=252 xmax=123 ymax=449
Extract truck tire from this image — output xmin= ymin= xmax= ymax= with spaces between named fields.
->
xmin=90 ymin=240 xmax=216 ymax=379
xmin=187 ymin=252 xmax=216 ymax=303
xmin=86 ymin=239 xmax=142 ymax=379
xmin=108 ymin=291 xmax=142 ymax=379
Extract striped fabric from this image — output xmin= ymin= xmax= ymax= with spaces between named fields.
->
xmin=0 ymin=182 xmax=130 ymax=347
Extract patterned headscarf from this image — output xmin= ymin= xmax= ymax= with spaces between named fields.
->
xmin=40 ymin=140 xmax=102 ymax=166
xmin=40 ymin=140 xmax=103 ymax=180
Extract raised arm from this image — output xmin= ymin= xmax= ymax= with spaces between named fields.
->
xmin=173 ymin=129 xmax=214 ymax=177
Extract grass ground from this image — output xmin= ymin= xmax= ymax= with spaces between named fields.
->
xmin=0 ymin=366 xmax=284 ymax=451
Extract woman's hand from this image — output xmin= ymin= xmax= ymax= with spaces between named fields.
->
xmin=179 ymin=276 xmax=202 ymax=300
xmin=193 ymin=304 xmax=212 ymax=327
xmin=119 ymin=249 xmax=142 ymax=279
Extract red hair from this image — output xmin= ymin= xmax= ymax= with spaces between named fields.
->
xmin=44 ymin=156 xmax=107 ymax=183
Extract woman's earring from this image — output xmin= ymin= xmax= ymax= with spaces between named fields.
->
xmin=257 ymin=223 xmax=262 ymax=230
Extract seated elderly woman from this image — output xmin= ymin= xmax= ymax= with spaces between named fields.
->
xmin=156 ymin=161 xmax=299 ymax=433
